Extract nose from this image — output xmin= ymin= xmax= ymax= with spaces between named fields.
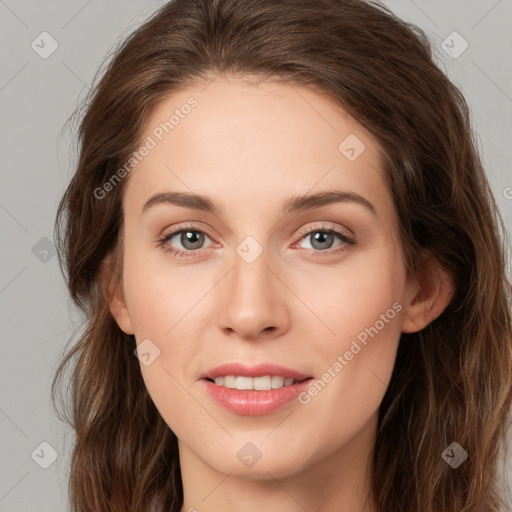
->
xmin=216 ymin=247 xmax=290 ymax=340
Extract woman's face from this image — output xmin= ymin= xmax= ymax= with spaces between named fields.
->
xmin=111 ymin=76 xmax=413 ymax=480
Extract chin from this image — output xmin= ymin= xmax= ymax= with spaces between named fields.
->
xmin=201 ymin=439 xmax=315 ymax=479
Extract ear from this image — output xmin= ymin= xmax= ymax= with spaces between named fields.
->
xmin=99 ymin=254 xmax=134 ymax=335
xmin=401 ymin=256 xmax=455 ymax=333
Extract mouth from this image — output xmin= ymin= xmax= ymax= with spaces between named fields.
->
xmin=199 ymin=363 xmax=314 ymax=416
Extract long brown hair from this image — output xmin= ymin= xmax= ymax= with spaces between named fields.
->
xmin=52 ymin=0 xmax=512 ymax=510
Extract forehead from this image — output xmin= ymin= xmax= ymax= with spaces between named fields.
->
xmin=123 ymin=77 xmax=394 ymax=224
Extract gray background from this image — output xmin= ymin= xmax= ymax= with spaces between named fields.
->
xmin=0 ymin=1 xmax=511 ymax=510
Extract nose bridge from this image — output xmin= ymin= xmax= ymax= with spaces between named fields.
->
xmin=230 ymin=239 xmax=275 ymax=309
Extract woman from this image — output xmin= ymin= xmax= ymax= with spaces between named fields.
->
xmin=52 ymin=0 xmax=512 ymax=510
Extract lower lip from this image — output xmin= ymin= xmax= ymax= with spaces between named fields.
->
xmin=201 ymin=378 xmax=314 ymax=416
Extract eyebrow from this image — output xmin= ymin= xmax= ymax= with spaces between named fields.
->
xmin=140 ymin=189 xmax=377 ymax=217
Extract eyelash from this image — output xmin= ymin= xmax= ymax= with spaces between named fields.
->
xmin=157 ymin=223 xmax=356 ymax=260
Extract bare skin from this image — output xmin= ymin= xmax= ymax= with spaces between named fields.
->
xmin=105 ymin=75 xmax=453 ymax=512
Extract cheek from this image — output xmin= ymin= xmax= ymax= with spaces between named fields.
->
xmin=302 ymin=242 xmax=405 ymax=347
xmin=122 ymin=249 xmax=211 ymax=411
xmin=122 ymin=245 xmax=207 ymax=338
xmin=296 ymin=247 xmax=405 ymax=435
xmin=122 ymin=252 xmax=203 ymax=434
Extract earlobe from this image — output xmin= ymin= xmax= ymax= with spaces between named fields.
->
xmin=401 ymin=260 xmax=455 ymax=334
xmin=99 ymin=255 xmax=135 ymax=335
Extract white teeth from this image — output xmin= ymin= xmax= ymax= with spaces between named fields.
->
xmin=253 ymin=376 xmax=272 ymax=390
xmin=212 ymin=374 xmax=299 ymax=390
xmin=223 ymin=375 xmax=236 ymax=388
xmin=271 ymin=375 xmax=284 ymax=388
xmin=235 ymin=376 xmax=253 ymax=390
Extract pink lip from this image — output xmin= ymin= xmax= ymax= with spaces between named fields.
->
xmin=200 ymin=362 xmax=311 ymax=380
xmin=199 ymin=362 xmax=314 ymax=416
xmin=201 ymin=378 xmax=314 ymax=416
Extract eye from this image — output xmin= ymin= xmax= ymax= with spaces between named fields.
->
xmin=158 ymin=225 xmax=214 ymax=259
xmin=293 ymin=223 xmax=356 ymax=256
xmin=157 ymin=222 xmax=356 ymax=260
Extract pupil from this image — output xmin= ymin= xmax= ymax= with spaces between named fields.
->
xmin=182 ymin=230 xmax=203 ymax=249
xmin=312 ymin=232 xmax=333 ymax=250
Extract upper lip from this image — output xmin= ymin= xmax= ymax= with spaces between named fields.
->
xmin=201 ymin=363 xmax=312 ymax=380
